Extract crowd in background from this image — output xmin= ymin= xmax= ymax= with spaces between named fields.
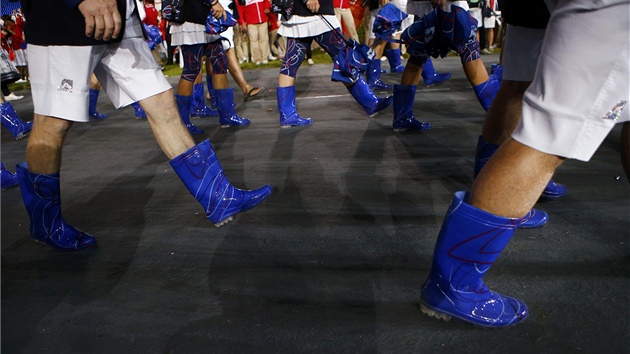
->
xmin=0 ymin=0 xmax=501 ymax=84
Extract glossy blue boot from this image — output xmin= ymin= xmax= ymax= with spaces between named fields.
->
xmin=385 ymin=48 xmax=404 ymax=73
xmin=392 ymin=84 xmax=431 ymax=131
xmin=277 ymin=86 xmax=312 ymax=128
xmin=475 ymin=135 xmax=566 ymax=203
xmin=421 ymin=58 xmax=451 ymax=87
xmin=1 ymin=101 xmax=32 ymax=140
xmin=348 ymin=76 xmax=393 ymax=117
xmin=491 ymin=63 xmax=503 ymax=78
xmin=1 ymin=161 xmax=18 ymax=190
xmin=420 ymin=191 xmax=528 ymax=327
xmin=131 ymin=102 xmax=147 ymax=119
xmin=88 ymin=89 xmax=108 ymax=120
xmin=367 ymin=59 xmax=392 ymax=91
xmin=215 ymin=88 xmax=250 ymax=128
xmin=171 ymin=139 xmax=272 ymax=227
xmin=15 ymin=162 xmax=97 ymax=250
xmin=472 ymin=71 xmax=501 ymax=111
xmin=175 ymin=95 xmax=204 ymax=135
xmin=191 ymin=83 xmax=219 ymax=117
xmin=206 ymin=75 xmax=218 ymax=110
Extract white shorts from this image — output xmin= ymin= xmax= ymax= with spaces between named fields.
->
xmin=170 ymin=21 xmax=234 ymax=49
xmin=512 ymin=0 xmax=630 ymax=162
xmin=502 ymin=25 xmax=544 ymax=82
xmin=29 ymin=16 xmax=170 ymax=122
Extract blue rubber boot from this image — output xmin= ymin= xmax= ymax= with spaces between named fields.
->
xmin=131 ymin=102 xmax=147 ymax=119
xmin=88 ymin=89 xmax=108 ymax=120
xmin=277 ymin=86 xmax=312 ymax=128
xmin=385 ymin=48 xmax=404 ymax=73
xmin=491 ymin=63 xmax=503 ymax=78
xmin=15 ymin=162 xmax=97 ymax=250
xmin=392 ymin=84 xmax=431 ymax=131
xmin=191 ymin=83 xmax=219 ymax=117
xmin=206 ymin=75 xmax=218 ymax=110
xmin=171 ymin=139 xmax=272 ymax=227
xmin=347 ymin=76 xmax=393 ymax=117
xmin=1 ymin=101 xmax=32 ymax=140
xmin=215 ymin=88 xmax=250 ymax=128
xmin=420 ymin=191 xmax=529 ymax=327
xmin=472 ymin=71 xmax=501 ymax=111
xmin=475 ymin=135 xmax=566 ymax=203
xmin=175 ymin=95 xmax=204 ymax=135
xmin=367 ymin=59 xmax=392 ymax=91
xmin=1 ymin=161 xmax=18 ymax=190
xmin=421 ymin=58 xmax=451 ymax=87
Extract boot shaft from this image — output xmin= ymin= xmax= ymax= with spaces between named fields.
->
xmin=1 ymin=101 xmax=31 ymax=139
xmin=473 ymin=135 xmax=499 ymax=178
xmin=175 ymin=94 xmax=193 ymax=125
xmin=348 ymin=76 xmax=393 ymax=116
xmin=215 ymin=88 xmax=250 ymax=126
xmin=393 ymin=84 xmax=416 ymax=120
xmin=170 ymin=139 xmax=272 ymax=225
xmin=431 ymin=191 xmax=517 ymax=290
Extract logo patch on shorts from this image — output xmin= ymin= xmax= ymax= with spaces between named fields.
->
xmin=603 ymin=100 xmax=627 ymax=121
xmin=57 ymin=79 xmax=73 ymax=93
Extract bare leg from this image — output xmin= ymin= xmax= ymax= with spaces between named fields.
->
xmin=89 ymin=73 xmax=101 ymax=90
xmin=481 ymin=80 xmax=530 ymax=144
xmin=278 ymin=73 xmax=295 ymax=87
xmin=224 ymin=48 xmax=262 ymax=96
xmin=26 ymin=115 xmax=73 ymax=174
xmin=470 ymin=138 xmax=565 ymax=218
xmin=139 ymin=89 xmax=195 ymax=159
xmin=462 ymin=58 xmax=489 ymax=86
xmin=400 ymin=61 xmax=422 ymax=86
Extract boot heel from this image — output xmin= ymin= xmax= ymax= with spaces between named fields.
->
xmin=420 ymin=303 xmax=452 ymax=322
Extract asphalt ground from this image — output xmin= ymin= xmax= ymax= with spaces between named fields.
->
xmin=2 ymin=53 xmax=629 ymax=353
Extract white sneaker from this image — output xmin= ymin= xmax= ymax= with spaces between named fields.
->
xmin=15 ymin=79 xmax=26 ymax=83
xmin=262 ymin=60 xmax=269 ymax=64
xmin=481 ymin=48 xmax=492 ymax=54
xmin=5 ymin=93 xmax=23 ymax=101
xmin=307 ymin=58 xmax=314 ymax=65
xmin=255 ymin=61 xmax=262 ymax=65
xmin=242 ymin=57 xmax=249 ymax=63
xmin=268 ymin=54 xmax=277 ymax=61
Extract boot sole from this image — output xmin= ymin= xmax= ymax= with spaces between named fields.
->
xmin=420 ymin=301 xmax=527 ymax=328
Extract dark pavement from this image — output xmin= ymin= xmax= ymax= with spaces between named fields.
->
xmin=2 ymin=53 xmax=629 ymax=353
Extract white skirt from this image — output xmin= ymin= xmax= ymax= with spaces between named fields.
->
xmin=278 ymin=15 xmax=340 ymax=38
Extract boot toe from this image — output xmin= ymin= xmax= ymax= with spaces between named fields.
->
xmin=540 ymin=180 xmax=567 ymax=200
xmin=518 ymin=208 xmax=549 ymax=229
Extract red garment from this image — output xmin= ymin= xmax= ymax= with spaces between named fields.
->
xmin=333 ymin=0 xmax=352 ymax=9
xmin=268 ymin=11 xmax=279 ymax=31
xmin=143 ymin=3 xmax=159 ymax=26
xmin=236 ymin=0 xmax=270 ymax=26
xmin=1 ymin=31 xmax=15 ymax=61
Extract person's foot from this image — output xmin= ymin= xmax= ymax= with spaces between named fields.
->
xmin=255 ymin=61 xmax=262 ymax=66
xmin=262 ymin=60 xmax=268 ymax=64
xmin=307 ymin=58 xmax=314 ymax=65
xmin=481 ymin=48 xmax=492 ymax=54
xmin=5 ymin=93 xmax=23 ymax=101
xmin=244 ymin=86 xmax=265 ymax=102
xmin=268 ymin=54 xmax=278 ymax=61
